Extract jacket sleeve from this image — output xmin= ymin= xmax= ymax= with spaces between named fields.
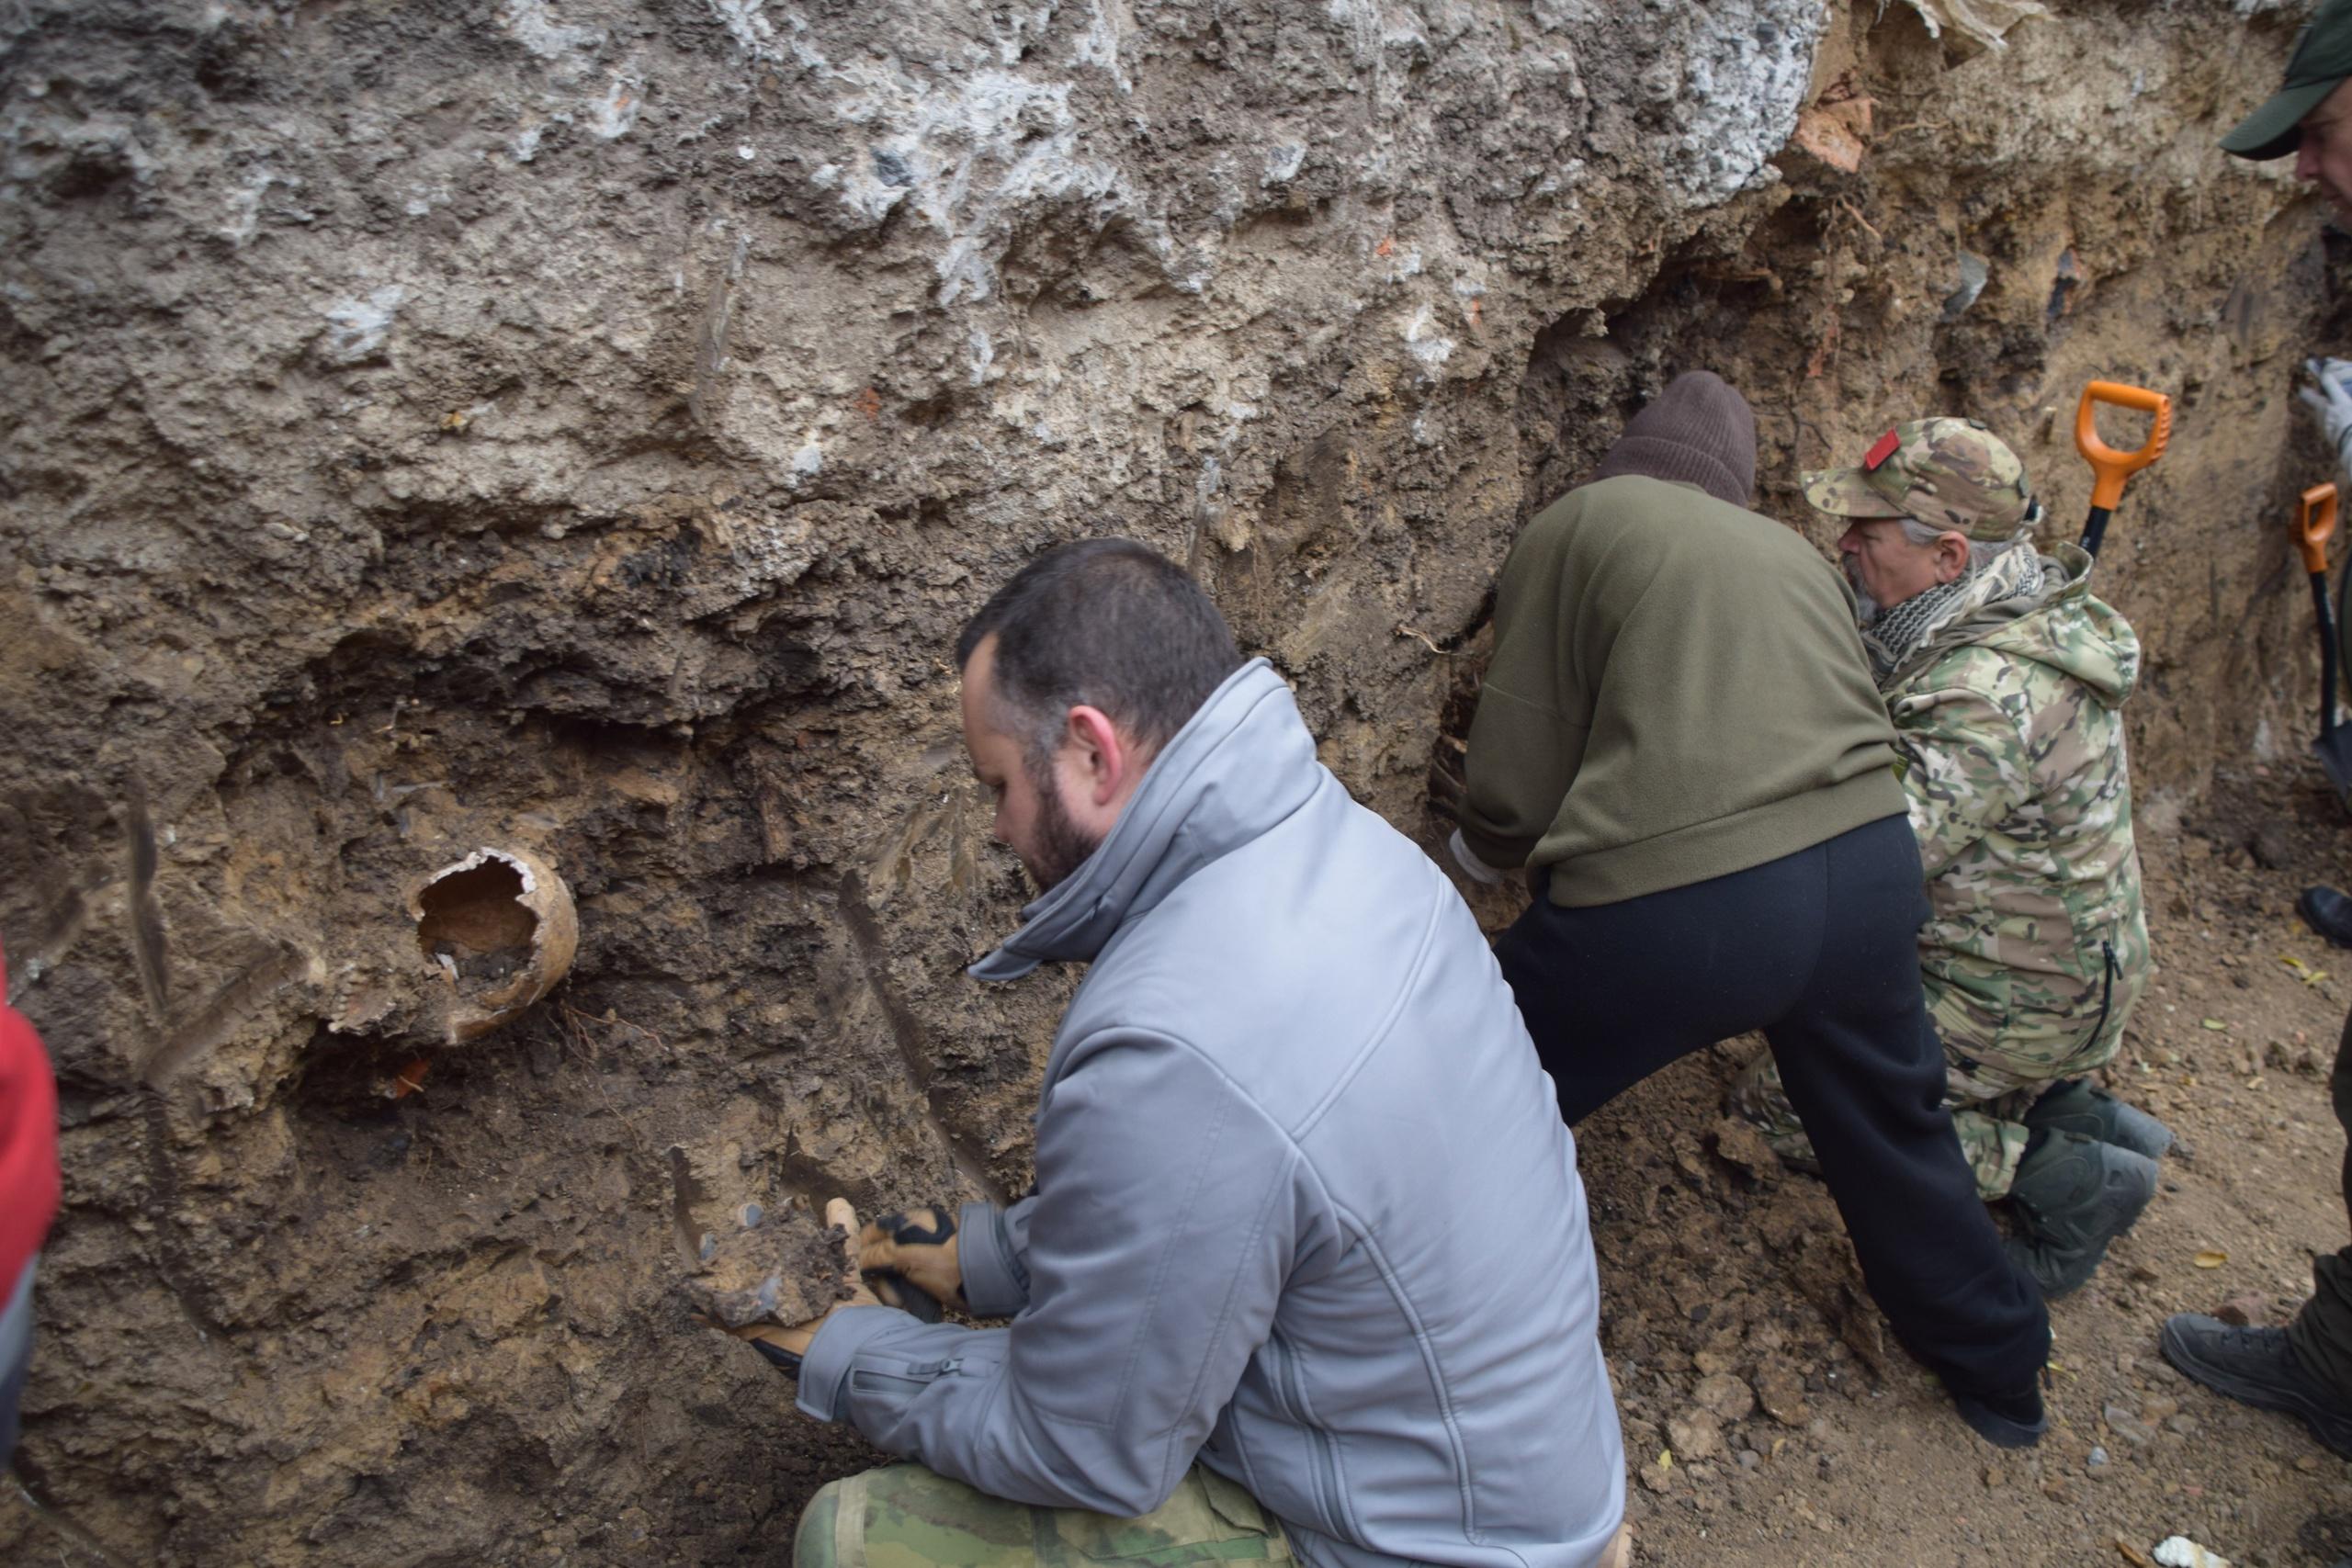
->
xmin=796 ymin=1029 xmax=1301 ymax=1517
xmin=956 ymin=1196 xmax=1035 ymax=1318
xmin=1890 ymin=684 xmax=2029 ymax=880
xmin=1458 ymin=682 xmax=1587 ymax=870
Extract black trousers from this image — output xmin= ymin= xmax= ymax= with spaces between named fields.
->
xmin=1495 ymin=813 xmax=2050 ymax=1398
xmin=2289 ymin=1000 xmax=2352 ymax=1398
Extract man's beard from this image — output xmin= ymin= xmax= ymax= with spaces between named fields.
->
xmin=1022 ymin=767 xmax=1106 ymax=895
xmin=1842 ymin=554 xmax=1883 ymax=626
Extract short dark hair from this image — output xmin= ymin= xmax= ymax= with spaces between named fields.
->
xmin=956 ymin=538 xmax=1243 ymax=764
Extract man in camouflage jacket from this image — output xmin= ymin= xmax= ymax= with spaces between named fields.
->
xmin=1735 ymin=418 xmax=2168 ymax=1299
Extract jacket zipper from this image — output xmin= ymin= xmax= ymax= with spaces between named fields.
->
xmin=2084 ymin=939 xmax=2117 ymax=1048
xmin=850 ymin=1359 xmax=962 ymax=1398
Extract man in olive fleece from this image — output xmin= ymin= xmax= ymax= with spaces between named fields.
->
xmin=1450 ymin=370 xmax=2052 ymax=1448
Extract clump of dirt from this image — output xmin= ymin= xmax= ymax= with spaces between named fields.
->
xmin=681 ymin=1203 xmax=851 ymax=1332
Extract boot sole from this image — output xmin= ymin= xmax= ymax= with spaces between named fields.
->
xmin=2159 ymin=1317 xmax=2352 ymax=1458
xmin=1951 ymin=1389 xmax=2048 ymax=1449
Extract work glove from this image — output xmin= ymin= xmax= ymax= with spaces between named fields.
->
xmin=2301 ymin=357 xmax=2352 ymax=485
xmin=858 ymin=1207 xmax=967 ymax=1313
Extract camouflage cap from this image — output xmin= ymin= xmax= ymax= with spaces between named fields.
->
xmin=1803 ymin=417 xmax=2032 ymax=543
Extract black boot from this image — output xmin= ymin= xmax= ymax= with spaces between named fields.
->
xmin=2022 ymin=1078 xmax=2172 ymax=1161
xmin=2161 ymin=1314 xmax=2352 ymax=1457
xmin=2004 ymin=1129 xmax=2157 ymax=1299
xmin=1948 ymin=1380 xmax=2049 ymax=1449
xmin=2301 ymin=886 xmax=2352 ymax=950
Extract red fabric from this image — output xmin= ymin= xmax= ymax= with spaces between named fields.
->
xmin=0 ymin=945 xmax=59 ymax=1294
xmin=1864 ymin=429 xmax=1901 ymax=470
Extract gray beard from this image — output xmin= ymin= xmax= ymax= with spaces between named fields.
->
xmin=1843 ymin=557 xmax=1885 ymax=626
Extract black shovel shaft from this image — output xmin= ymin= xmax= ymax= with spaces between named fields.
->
xmin=2079 ymin=505 xmax=2112 ymax=558
xmin=2317 ymin=570 xmax=2340 ymax=742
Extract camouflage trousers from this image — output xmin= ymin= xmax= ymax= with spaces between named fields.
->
xmin=793 ymin=1462 xmax=1293 ymax=1568
xmin=1730 ymin=1047 xmax=2043 ymax=1201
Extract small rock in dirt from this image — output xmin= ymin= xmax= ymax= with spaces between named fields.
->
xmin=1707 ymin=1116 xmax=1783 ymax=1184
xmin=2213 ymin=1292 xmax=2272 ymax=1327
xmin=1636 ymin=1453 xmax=1674 ymax=1494
xmin=2154 ymin=1536 xmax=2234 ymax=1568
xmin=1735 ymin=1450 xmax=1759 ymax=1472
xmin=1668 ymin=1410 xmax=1724 ymax=1461
xmin=2086 ymin=1445 xmax=2110 ymax=1472
xmin=2250 ymin=821 xmax=2294 ymax=869
xmin=1983 ymin=1463 xmax=2007 ymax=1488
xmin=2165 ymin=1414 xmax=2199 ymax=1437
xmin=2103 ymin=1403 xmax=2154 ymax=1448
xmin=1695 ymin=1371 xmax=1757 ymax=1421
xmin=1750 ymin=1361 xmax=1809 ymax=1426
xmin=2142 ymin=1394 xmax=2181 ymax=1423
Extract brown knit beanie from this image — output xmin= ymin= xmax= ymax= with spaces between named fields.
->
xmin=1587 ymin=370 xmax=1758 ymax=508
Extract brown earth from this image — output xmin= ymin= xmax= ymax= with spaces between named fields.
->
xmin=7 ymin=0 xmax=2352 ymax=1563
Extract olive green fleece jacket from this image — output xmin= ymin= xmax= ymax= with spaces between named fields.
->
xmin=1459 ymin=475 xmax=1907 ymax=907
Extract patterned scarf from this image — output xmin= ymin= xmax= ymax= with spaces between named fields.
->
xmin=1860 ymin=545 xmax=2045 ymax=681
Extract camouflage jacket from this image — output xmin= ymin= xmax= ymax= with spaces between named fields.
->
xmin=1881 ymin=542 xmax=2151 ymax=1088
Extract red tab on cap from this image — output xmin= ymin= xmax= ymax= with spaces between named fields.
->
xmin=1863 ymin=430 xmax=1901 ymax=470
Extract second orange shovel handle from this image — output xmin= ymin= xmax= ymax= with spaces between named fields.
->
xmin=2301 ymin=483 xmax=2340 ymax=577
xmin=2075 ymin=381 xmax=2173 ymax=511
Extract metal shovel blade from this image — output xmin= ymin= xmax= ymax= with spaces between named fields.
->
xmin=2316 ymin=728 xmax=2352 ymax=814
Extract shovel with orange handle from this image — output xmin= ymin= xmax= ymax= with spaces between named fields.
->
xmin=2074 ymin=380 xmax=2173 ymax=558
xmin=2294 ymin=482 xmax=2352 ymax=807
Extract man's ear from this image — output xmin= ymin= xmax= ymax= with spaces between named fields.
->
xmin=1935 ymin=531 xmax=1972 ymax=583
xmin=1063 ymin=705 xmax=1128 ymax=806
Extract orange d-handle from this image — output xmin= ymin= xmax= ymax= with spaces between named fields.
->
xmin=2301 ymin=482 xmax=2341 ymax=577
xmin=2075 ymin=380 xmax=2173 ymax=510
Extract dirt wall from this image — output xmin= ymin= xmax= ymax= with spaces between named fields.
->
xmin=0 ymin=1 xmax=2342 ymax=1562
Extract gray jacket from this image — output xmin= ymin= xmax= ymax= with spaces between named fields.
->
xmin=798 ymin=660 xmax=1624 ymax=1568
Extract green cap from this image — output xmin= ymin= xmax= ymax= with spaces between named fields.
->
xmin=2222 ymin=0 xmax=2352 ymax=160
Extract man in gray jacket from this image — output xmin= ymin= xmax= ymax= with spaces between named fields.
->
xmin=707 ymin=540 xmax=1627 ymax=1568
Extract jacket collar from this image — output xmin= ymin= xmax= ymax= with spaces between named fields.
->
xmin=967 ymin=659 xmax=1320 ymax=982
xmin=1877 ymin=542 xmax=2086 ymax=689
